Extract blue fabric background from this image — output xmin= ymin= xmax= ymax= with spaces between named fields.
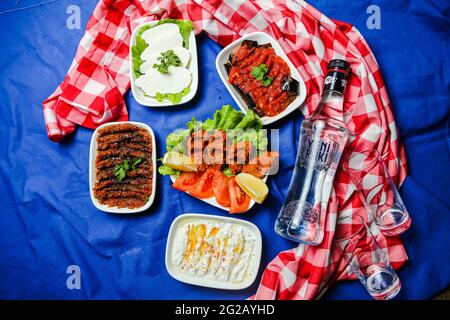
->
xmin=0 ymin=0 xmax=449 ymax=299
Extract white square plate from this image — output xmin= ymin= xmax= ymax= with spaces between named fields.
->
xmin=89 ymin=121 xmax=157 ymax=214
xmin=165 ymin=213 xmax=262 ymax=290
xmin=130 ymin=20 xmax=198 ymax=107
xmin=216 ymin=32 xmax=306 ymax=125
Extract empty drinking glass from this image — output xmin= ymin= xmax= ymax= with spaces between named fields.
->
xmin=342 ymin=149 xmax=411 ymax=236
xmin=335 ymin=214 xmax=401 ymax=300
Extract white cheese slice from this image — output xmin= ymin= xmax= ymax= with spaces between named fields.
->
xmin=140 ymin=32 xmax=184 ymax=61
xmin=135 ymin=66 xmax=192 ymax=96
xmin=140 ymin=23 xmax=180 ymax=45
xmin=140 ymin=47 xmax=191 ymax=74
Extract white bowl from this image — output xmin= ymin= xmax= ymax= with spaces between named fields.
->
xmin=130 ymin=20 xmax=198 ymax=107
xmin=216 ymin=32 xmax=307 ymax=125
xmin=165 ymin=213 xmax=262 ymax=290
xmin=169 ymin=175 xmax=268 ymax=213
xmin=89 ymin=121 xmax=157 ymax=214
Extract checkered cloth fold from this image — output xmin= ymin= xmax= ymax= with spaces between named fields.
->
xmin=42 ymin=0 xmax=408 ymax=299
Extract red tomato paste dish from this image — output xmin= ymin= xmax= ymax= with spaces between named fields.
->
xmin=224 ymin=40 xmax=299 ymax=117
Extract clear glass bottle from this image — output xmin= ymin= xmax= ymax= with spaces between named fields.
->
xmin=275 ymin=59 xmax=350 ymax=245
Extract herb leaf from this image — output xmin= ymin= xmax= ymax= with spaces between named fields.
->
xmin=262 ymin=77 xmax=273 ymax=87
xmin=131 ymin=157 xmax=142 ymax=170
xmin=114 ymin=165 xmax=127 ymax=182
xmin=123 ymin=160 xmax=130 ymax=171
xmin=153 ymin=50 xmax=182 ymax=74
xmin=222 ymin=166 xmax=235 ymax=178
xmin=251 ymin=64 xmax=267 ymax=80
xmin=114 ymin=158 xmax=143 ymax=181
xmin=251 ymin=63 xmax=273 ymax=87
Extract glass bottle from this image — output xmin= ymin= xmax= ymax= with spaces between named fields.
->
xmin=274 ymin=59 xmax=350 ymax=245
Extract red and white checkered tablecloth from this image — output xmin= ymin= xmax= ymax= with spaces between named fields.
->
xmin=42 ymin=0 xmax=408 ymax=299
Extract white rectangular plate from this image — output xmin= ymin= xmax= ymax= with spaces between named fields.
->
xmin=216 ymin=32 xmax=307 ymax=125
xmin=165 ymin=213 xmax=262 ymax=290
xmin=89 ymin=121 xmax=157 ymax=214
xmin=169 ymin=175 xmax=268 ymax=213
xmin=130 ymin=20 xmax=198 ymax=107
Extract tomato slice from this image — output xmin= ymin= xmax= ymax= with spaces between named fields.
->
xmin=172 ymin=172 xmax=201 ymax=192
xmin=228 ymin=176 xmax=250 ymax=214
xmin=212 ymin=170 xmax=231 ymax=207
xmin=189 ymin=167 xmax=215 ymax=199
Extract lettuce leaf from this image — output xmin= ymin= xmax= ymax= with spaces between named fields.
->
xmin=235 ymin=128 xmax=268 ymax=152
xmin=158 ymin=165 xmax=181 ymax=177
xmin=234 ymin=109 xmax=262 ymax=130
xmin=202 ymin=118 xmax=215 ymax=131
xmin=231 ymin=110 xmax=267 ymax=151
xmin=186 ymin=117 xmax=203 ymax=132
xmin=213 ymin=105 xmax=244 ymax=131
xmin=166 ymin=129 xmax=190 ymax=153
xmin=131 ymin=32 xmax=149 ymax=78
xmin=155 ymin=87 xmax=191 ymax=104
xmin=185 ymin=105 xmax=245 ymax=133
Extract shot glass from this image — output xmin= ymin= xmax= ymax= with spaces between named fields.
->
xmin=342 ymin=149 xmax=411 ymax=236
xmin=335 ymin=214 xmax=401 ymax=300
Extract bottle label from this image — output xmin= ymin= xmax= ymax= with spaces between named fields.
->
xmin=284 ymin=200 xmax=319 ymax=224
xmin=299 ymin=127 xmax=339 ymax=171
xmin=324 ymin=70 xmax=348 ymax=94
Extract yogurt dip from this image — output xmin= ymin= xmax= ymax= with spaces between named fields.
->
xmin=171 ymin=218 xmax=257 ymax=284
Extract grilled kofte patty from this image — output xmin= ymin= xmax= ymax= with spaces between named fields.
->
xmin=225 ymin=40 xmax=299 ymax=117
xmin=94 ymin=123 xmax=153 ymax=209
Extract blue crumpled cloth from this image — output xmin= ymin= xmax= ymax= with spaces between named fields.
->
xmin=0 ymin=0 xmax=448 ymax=299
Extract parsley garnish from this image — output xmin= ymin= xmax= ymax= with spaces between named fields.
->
xmin=130 ymin=157 xmax=142 ymax=169
xmin=153 ymin=50 xmax=182 ymax=74
xmin=251 ymin=63 xmax=273 ymax=87
xmin=114 ymin=157 xmax=143 ymax=181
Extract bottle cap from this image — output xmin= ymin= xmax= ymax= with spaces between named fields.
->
xmin=327 ymin=59 xmax=350 ymax=72
xmin=324 ymin=59 xmax=350 ymax=94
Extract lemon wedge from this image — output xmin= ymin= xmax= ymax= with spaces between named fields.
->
xmin=235 ymin=173 xmax=269 ymax=204
xmin=162 ymin=152 xmax=197 ymax=172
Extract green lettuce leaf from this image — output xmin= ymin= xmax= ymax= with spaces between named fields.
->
xmin=186 ymin=117 xmax=203 ymax=132
xmin=235 ymin=128 xmax=268 ymax=152
xmin=166 ymin=129 xmax=190 ymax=153
xmin=131 ymin=33 xmax=148 ymax=78
xmin=213 ymin=105 xmax=244 ymax=131
xmin=226 ymin=110 xmax=267 ymax=151
xmin=202 ymin=118 xmax=215 ymax=131
xmin=158 ymin=165 xmax=181 ymax=177
xmin=234 ymin=109 xmax=262 ymax=130
xmin=155 ymin=87 xmax=191 ymax=104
